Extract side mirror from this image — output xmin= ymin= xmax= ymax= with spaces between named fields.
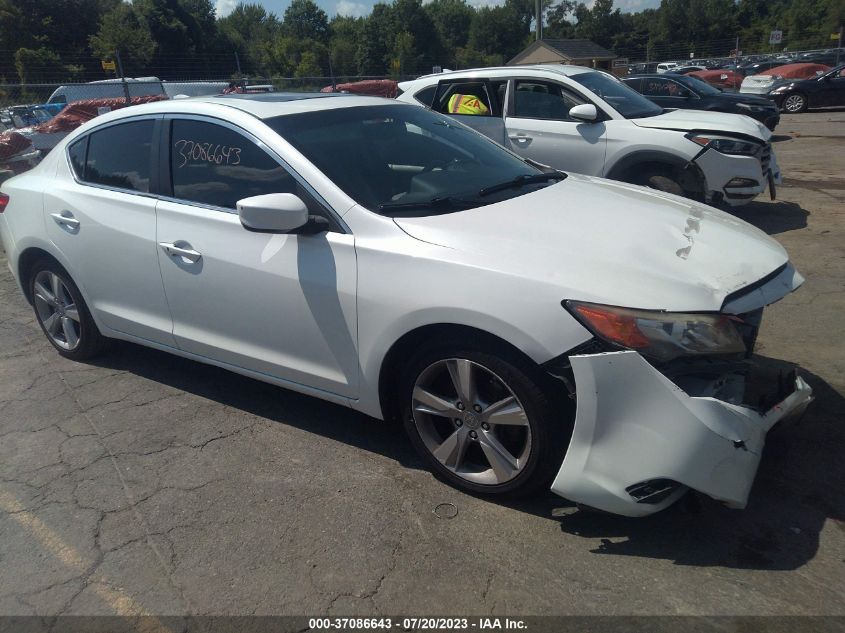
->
xmin=569 ymin=103 xmax=598 ymax=122
xmin=237 ymin=193 xmax=311 ymax=233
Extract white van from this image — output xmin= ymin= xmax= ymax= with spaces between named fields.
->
xmin=656 ymin=62 xmax=679 ymax=74
xmin=46 ymin=77 xmax=165 ymax=105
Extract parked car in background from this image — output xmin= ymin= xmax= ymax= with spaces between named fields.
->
xmin=624 ymin=73 xmax=780 ymax=130
xmin=398 ymin=66 xmax=781 ymax=207
xmin=669 ymin=65 xmax=706 ymax=75
xmin=740 ymin=63 xmax=831 ymax=96
xmin=688 ymin=69 xmax=744 ymax=91
xmin=740 ymin=60 xmax=786 ymax=76
xmin=656 ymin=62 xmax=680 ymax=73
xmin=0 ymin=93 xmax=813 ymax=517
xmin=766 ymin=64 xmax=845 ymax=113
xmin=46 ymin=77 xmax=165 ymax=105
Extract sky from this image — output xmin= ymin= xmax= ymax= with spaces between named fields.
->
xmin=213 ymin=0 xmax=661 ymax=20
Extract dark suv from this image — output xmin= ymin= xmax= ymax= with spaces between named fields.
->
xmin=623 ymin=73 xmax=781 ymax=130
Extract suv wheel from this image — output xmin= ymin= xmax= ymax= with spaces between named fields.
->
xmin=29 ymin=259 xmax=105 ymax=360
xmin=400 ymin=341 xmax=571 ymax=497
xmin=636 ymin=169 xmax=684 ymax=196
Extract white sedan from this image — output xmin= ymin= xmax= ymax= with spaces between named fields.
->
xmin=0 ymin=94 xmax=812 ymax=516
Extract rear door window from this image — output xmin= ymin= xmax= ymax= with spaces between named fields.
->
xmin=433 ymin=81 xmax=498 ymax=117
xmin=84 ymin=120 xmax=155 ymax=193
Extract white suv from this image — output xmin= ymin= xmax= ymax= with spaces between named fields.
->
xmin=397 ymin=66 xmax=781 ymax=207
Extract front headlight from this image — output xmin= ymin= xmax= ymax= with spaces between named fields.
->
xmin=737 ymin=103 xmax=764 ymax=112
xmin=687 ymin=133 xmax=760 ymax=155
xmin=565 ymin=301 xmax=747 ymax=363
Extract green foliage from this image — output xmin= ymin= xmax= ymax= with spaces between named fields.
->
xmin=0 ymin=0 xmax=842 ymax=85
xmin=89 ymin=2 xmax=157 ymax=75
xmin=14 ymin=46 xmax=63 ymax=83
xmin=284 ymin=0 xmax=329 ymax=42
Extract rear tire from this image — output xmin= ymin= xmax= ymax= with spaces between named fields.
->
xmin=400 ymin=339 xmax=572 ymax=498
xmin=29 ymin=259 xmax=105 ymax=361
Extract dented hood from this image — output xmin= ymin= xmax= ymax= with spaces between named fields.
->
xmin=394 ymin=174 xmax=794 ymax=312
xmin=632 ymin=109 xmax=771 ymax=141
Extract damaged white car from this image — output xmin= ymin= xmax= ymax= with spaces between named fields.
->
xmin=0 ymin=95 xmax=812 ymax=517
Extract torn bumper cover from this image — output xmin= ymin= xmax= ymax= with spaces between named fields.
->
xmin=550 ymin=351 xmax=813 ymax=517
xmin=694 ymin=144 xmax=782 ymax=207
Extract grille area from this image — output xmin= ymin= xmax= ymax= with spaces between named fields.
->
xmin=758 ymin=142 xmax=772 ymax=173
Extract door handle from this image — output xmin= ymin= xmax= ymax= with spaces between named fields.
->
xmin=159 ymin=242 xmax=202 ymax=263
xmin=50 ymin=211 xmax=80 ymax=229
xmin=508 ymin=134 xmax=532 ymax=142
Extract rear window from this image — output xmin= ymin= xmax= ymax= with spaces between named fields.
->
xmin=67 ymin=138 xmax=87 ymax=179
xmin=84 ymin=120 xmax=155 ymax=193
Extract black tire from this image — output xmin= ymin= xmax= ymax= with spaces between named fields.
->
xmin=781 ymin=92 xmax=807 ymax=114
xmin=29 ymin=258 xmax=105 ymax=360
xmin=399 ymin=338 xmax=572 ymax=498
xmin=636 ymin=169 xmax=684 ymax=196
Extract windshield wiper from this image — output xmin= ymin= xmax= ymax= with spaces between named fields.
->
xmin=377 ymin=196 xmax=478 ymax=215
xmin=478 ymin=172 xmax=566 ymax=197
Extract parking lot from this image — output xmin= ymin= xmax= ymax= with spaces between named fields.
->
xmin=0 ymin=111 xmax=843 ymax=618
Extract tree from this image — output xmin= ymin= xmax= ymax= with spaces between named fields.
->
xmin=89 ymin=2 xmax=156 ymax=76
xmin=218 ymin=2 xmax=281 ymax=76
xmin=14 ymin=47 xmax=64 ymax=83
xmin=284 ymin=0 xmax=329 ymax=42
xmin=467 ymin=2 xmax=531 ymax=63
xmin=573 ymin=0 xmax=622 ymax=49
xmin=425 ymin=0 xmax=473 ymax=64
xmin=295 ymin=50 xmax=322 ymax=77
xmin=356 ymin=3 xmax=391 ymax=74
xmin=329 ymin=15 xmax=362 ymax=76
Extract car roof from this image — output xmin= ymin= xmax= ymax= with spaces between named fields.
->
xmin=85 ymin=92 xmax=406 ymax=121
xmin=409 ymin=64 xmax=596 ymax=83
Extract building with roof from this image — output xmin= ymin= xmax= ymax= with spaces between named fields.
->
xmin=508 ymin=39 xmax=617 ymax=70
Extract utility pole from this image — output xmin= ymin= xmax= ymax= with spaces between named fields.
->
xmin=837 ymin=25 xmax=843 ymax=66
xmin=114 ymin=49 xmax=129 ymax=104
xmin=234 ymin=51 xmax=242 ymax=76
xmin=535 ymin=0 xmax=542 ymax=41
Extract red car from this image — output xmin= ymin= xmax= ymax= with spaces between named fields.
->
xmin=688 ymin=69 xmax=744 ymax=90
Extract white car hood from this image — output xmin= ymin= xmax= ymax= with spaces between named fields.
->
xmin=632 ymin=109 xmax=771 ymax=141
xmin=394 ymin=174 xmax=791 ymax=312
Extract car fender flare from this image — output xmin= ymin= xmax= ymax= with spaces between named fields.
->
xmin=605 ymin=150 xmax=691 ymax=181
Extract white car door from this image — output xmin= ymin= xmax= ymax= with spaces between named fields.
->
xmin=155 ymin=117 xmax=359 ymax=397
xmin=45 ymin=117 xmax=176 ymax=345
xmin=504 ymin=79 xmax=608 ymax=176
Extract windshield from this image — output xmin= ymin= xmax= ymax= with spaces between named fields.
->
xmin=267 ymin=104 xmax=557 ymax=215
xmin=677 ymin=75 xmax=721 ymax=96
xmin=570 ymin=71 xmax=663 ymax=119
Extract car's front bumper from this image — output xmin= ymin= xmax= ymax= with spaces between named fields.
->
xmin=694 ymin=145 xmax=782 ymax=207
xmin=550 ymin=350 xmax=813 ymax=517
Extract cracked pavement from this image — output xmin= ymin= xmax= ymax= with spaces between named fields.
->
xmin=0 ymin=112 xmax=843 ymax=617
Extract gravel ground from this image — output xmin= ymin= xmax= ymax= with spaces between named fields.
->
xmin=0 ymin=111 xmax=843 ymax=619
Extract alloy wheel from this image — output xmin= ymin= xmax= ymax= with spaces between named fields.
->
xmin=411 ymin=358 xmax=532 ymax=485
xmin=33 ymin=270 xmax=81 ymax=351
xmin=784 ymin=94 xmax=805 ymax=113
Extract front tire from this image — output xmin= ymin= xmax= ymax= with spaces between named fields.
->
xmin=636 ymin=169 xmax=684 ymax=196
xmin=782 ymin=93 xmax=807 ymax=113
xmin=400 ymin=340 xmax=571 ymax=497
xmin=29 ymin=259 xmax=105 ymax=360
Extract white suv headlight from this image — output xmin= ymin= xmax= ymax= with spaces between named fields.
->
xmin=565 ymin=301 xmax=747 ymax=363
xmin=687 ymin=133 xmax=760 ymax=156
